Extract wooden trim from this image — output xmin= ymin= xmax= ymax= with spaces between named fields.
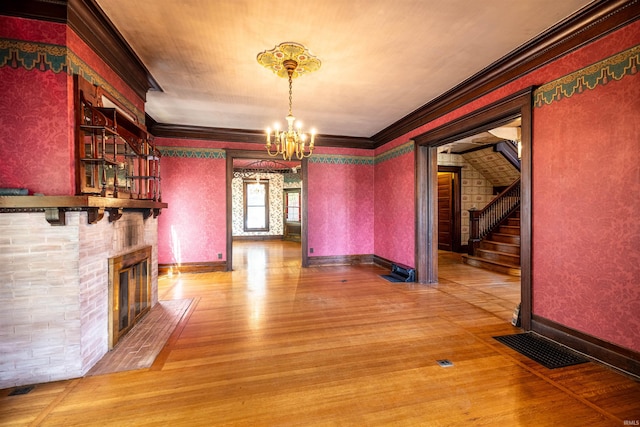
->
xmin=149 ymin=122 xmax=373 ymax=149
xmin=372 ymin=255 xmax=394 ymax=271
xmin=242 ymin=179 xmax=270 ymax=232
xmin=225 ymin=150 xmax=308 ymax=270
xmin=301 ymin=157 xmax=309 ymax=267
xmin=0 ymin=195 xmax=167 ymax=210
xmin=307 ymin=254 xmax=374 ymax=267
xmin=414 ymin=143 xmax=438 ymax=284
xmin=532 ymin=315 xmax=640 ymax=378
xmin=233 ymin=235 xmax=284 ymax=241
xmin=437 ymin=166 xmax=462 ymax=253
xmin=158 ymin=262 xmax=226 ymax=275
xmin=67 ymin=0 xmax=159 ymax=98
xmin=0 ymin=0 xmax=68 ymax=23
xmin=414 ymin=88 xmax=532 ymax=328
xmin=373 ymin=0 xmax=640 ymax=146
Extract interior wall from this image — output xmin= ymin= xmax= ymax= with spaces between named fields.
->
xmin=532 ymin=60 xmax=640 ymax=353
xmin=232 ymin=173 xmax=285 ymax=237
xmin=373 ymin=21 xmax=640 ymax=354
xmin=373 ymin=141 xmax=415 ymax=266
xmin=307 ymin=149 xmax=375 ymax=258
xmin=155 ymin=139 xmax=228 ymax=264
xmin=0 ymin=15 xmax=146 ymax=196
xmin=0 ymin=18 xmax=71 ymax=195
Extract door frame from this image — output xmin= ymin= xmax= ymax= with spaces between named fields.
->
xmin=413 ymin=87 xmax=533 ymax=330
xmin=225 ymin=150 xmax=308 ymax=270
xmin=437 ymin=166 xmax=462 ymax=252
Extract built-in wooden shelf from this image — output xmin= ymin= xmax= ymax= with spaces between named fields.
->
xmin=0 ymin=195 xmax=167 ymax=225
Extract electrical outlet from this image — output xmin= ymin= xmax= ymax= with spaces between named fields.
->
xmin=218 ymin=253 xmax=222 ymax=259
xmin=309 ymin=248 xmax=314 ymax=254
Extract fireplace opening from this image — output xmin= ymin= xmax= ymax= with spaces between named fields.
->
xmin=109 ymin=246 xmax=152 ymax=349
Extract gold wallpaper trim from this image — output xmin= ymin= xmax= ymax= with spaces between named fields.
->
xmin=534 ymin=45 xmax=639 ymax=107
xmin=0 ymin=38 xmax=145 ymax=123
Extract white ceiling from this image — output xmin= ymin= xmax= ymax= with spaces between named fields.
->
xmin=96 ymin=0 xmax=594 ymax=138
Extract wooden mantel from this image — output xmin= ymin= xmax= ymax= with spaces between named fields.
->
xmin=0 ymin=195 xmax=167 ymax=225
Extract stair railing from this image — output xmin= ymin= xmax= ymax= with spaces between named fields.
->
xmin=468 ymin=178 xmax=520 ymax=256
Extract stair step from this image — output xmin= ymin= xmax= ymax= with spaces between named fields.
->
xmin=506 ymin=218 xmax=520 ymax=226
xmin=476 ymin=248 xmax=520 ymax=264
xmin=462 ymin=255 xmax=521 ymax=277
xmin=480 ymin=240 xmax=520 ymax=255
xmin=490 ymin=233 xmax=521 ymax=244
xmin=497 ymin=225 xmax=520 ymax=235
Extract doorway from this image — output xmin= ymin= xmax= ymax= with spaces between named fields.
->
xmin=226 ymin=150 xmax=309 ymax=271
xmin=414 ymin=88 xmax=532 ymax=330
xmin=437 ymin=167 xmax=461 ymax=252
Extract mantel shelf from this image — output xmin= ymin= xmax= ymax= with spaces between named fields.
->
xmin=0 ymin=195 xmax=167 ymax=226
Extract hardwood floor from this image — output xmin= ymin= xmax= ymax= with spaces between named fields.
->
xmin=2 ymin=241 xmax=639 ymax=426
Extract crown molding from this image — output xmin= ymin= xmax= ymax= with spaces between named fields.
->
xmin=0 ymin=0 xmax=68 ymax=22
xmin=372 ymin=0 xmax=640 ymax=147
xmin=148 ymin=121 xmax=374 ymax=150
xmin=68 ymin=0 xmax=161 ymax=99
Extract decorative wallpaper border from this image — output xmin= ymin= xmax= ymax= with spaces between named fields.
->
xmin=534 ymin=44 xmax=639 ymax=107
xmin=309 ymin=154 xmax=374 ymax=165
xmin=0 ymin=38 xmax=144 ymax=123
xmin=158 ymin=146 xmax=226 ymax=159
xmin=374 ymin=141 xmax=414 ymax=165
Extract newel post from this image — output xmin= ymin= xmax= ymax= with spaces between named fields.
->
xmin=468 ymin=207 xmax=481 ymax=256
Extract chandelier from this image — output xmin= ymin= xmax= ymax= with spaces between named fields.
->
xmin=257 ymin=42 xmax=321 ymax=161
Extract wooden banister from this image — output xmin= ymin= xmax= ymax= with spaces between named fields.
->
xmin=468 ymin=178 xmax=520 ymax=256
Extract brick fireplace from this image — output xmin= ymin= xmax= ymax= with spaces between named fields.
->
xmin=0 ymin=209 xmax=159 ymax=389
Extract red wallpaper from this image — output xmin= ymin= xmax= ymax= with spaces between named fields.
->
xmin=66 ymin=29 xmax=144 ymax=113
xmin=158 ymin=152 xmax=227 ymax=264
xmin=532 ymin=75 xmax=640 ymax=352
xmin=372 ymin=22 xmax=640 ymax=354
xmin=0 ymin=16 xmax=66 ymax=43
xmin=0 ymin=67 xmax=73 ymax=195
xmin=307 ymin=161 xmax=374 ymax=257
xmin=0 ymin=16 xmax=145 ymax=196
xmin=374 ymin=150 xmax=415 ymax=266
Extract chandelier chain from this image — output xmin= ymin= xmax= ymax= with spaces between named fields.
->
xmin=288 ymin=74 xmax=293 ymax=116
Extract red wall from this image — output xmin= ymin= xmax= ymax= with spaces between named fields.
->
xmin=307 ymin=155 xmax=374 ymax=257
xmin=0 ymin=16 xmax=144 ymax=196
xmin=373 ymin=144 xmax=415 ymax=266
xmin=155 ymin=138 xmax=228 ymax=264
xmin=155 ymin=141 xmax=375 ymax=263
xmin=373 ymin=21 xmax=640 ymax=352
xmin=0 ymin=67 xmax=72 ymax=195
xmin=0 ymin=18 xmax=72 ymax=195
xmin=532 ymin=72 xmax=640 ymax=352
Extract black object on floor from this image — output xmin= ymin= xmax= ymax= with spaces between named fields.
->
xmin=493 ymin=333 xmax=588 ymax=369
xmin=9 ymin=385 xmax=35 ymax=396
xmin=381 ymin=263 xmax=415 ymax=283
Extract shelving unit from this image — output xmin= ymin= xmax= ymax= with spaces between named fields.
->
xmin=78 ymin=91 xmax=161 ymax=201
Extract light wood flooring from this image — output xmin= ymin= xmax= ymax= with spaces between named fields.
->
xmin=1 ymin=241 xmax=639 ymax=426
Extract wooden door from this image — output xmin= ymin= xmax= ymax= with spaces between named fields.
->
xmin=437 ymin=172 xmax=454 ymax=251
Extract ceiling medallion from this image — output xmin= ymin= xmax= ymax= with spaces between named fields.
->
xmin=257 ymin=42 xmax=321 ymax=161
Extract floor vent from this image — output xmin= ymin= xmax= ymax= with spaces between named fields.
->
xmin=494 ymin=333 xmax=588 ymax=369
xmin=9 ymin=385 xmax=35 ymax=396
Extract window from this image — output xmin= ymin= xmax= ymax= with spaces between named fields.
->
xmin=285 ymin=189 xmax=300 ymax=222
xmin=244 ymin=180 xmax=269 ymax=231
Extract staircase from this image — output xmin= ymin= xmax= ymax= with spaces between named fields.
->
xmin=462 ymin=209 xmax=521 ymax=276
